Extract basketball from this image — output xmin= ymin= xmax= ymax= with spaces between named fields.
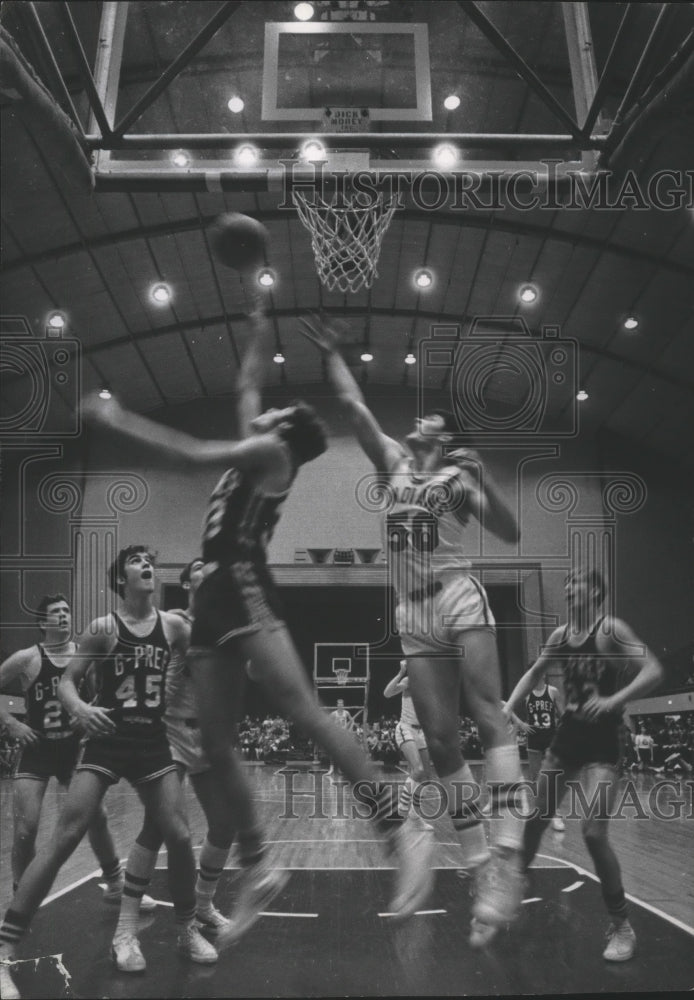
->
xmin=208 ymin=212 xmax=269 ymax=269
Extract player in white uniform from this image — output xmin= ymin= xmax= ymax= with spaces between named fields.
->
xmin=301 ymin=315 xmax=526 ymax=945
xmin=385 ymin=660 xmax=432 ymax=825
xmin=326 ymin=699 xmax=356 ymax=777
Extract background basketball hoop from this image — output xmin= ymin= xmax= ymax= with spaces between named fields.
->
xmin=335 ymin=668 xmax=349 ymax=686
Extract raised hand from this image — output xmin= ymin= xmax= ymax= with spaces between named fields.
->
xmin=297 ymin=313 xmax=348 ymax=354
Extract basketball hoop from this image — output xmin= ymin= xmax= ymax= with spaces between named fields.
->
xmin=292 ymin=186 xmax=397 ymax=293
xmin=335 ymin=668 xmax=349 ymax=686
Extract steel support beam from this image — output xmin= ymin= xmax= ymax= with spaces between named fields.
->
xmin=457 ymin=0 xmax=581 ymax=137
xmin=57 ymin=2 xmax=112 ymax=137
xmin=609 ymin=3 xmax=673 ymax=137
xmin=19 ymin=2 xmax=84 ymax=133
xmin=582 ymin=3 xmax=639 ymax=136
xmin=85 ymin=131 xmax=602 ymax=151
xmin=112 ymin=1 xmax=240 ymax=137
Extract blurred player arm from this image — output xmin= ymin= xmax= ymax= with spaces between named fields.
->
xmin=299 ymin=314 xmax=403 ymax=470
xmin=58 ymin=624 xmax=116 ymax=736
xmin=82 ymin=393 xmax=289 ymax=477
xmin=548 ymin=683 xmax=565 ymax=716
xmin=236 ymin=303 xmax=275 ymax=438
xmin=502 ymin=700 xmax=534 ymax=735
xmin=582 ymin=617 xmax=665 ymax=721
xmin=0 ymin=648 xmax=40 ymax=744
xmin=503 ymin=627 xmax=565 ymax=717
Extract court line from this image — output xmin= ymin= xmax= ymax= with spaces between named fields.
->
xmin=561 ymin=880 xmax=585 ymax=893
xmin=43 ymin=869 xmax=101 ymax=906
xmin=379 ymin=909 xmax=447 ymax=918
xmin=539 ymin=851 xmax=694 ymax=937
xmin=259 ymin=911 xmax=318 ymax=918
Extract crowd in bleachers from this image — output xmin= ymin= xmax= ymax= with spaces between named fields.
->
xmin=233 ymin=713 xmax=489 ymax=765
xmin=625 ymin=711 xmax=694 ymax=773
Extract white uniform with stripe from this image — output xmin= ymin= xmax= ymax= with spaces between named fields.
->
xmin=384 ymin=454 xmax=495 ymax=657
xmin=395 ymin=687 xmax=427 ymax=752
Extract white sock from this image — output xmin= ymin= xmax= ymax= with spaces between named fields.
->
xmin=116 ymin=843 xmax=157 ymax=937
xmin=196 ymin=838 xmax=230 ymax=914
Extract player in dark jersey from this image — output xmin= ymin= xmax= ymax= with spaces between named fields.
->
xmin=504 ymin=568 xmax=664 ymax=962
xmin=300 ymin=314 xmax=526 ymax=945
xmin=0 ymin=548 xmax=217 ymax=989
xmin=524 ymin=675 xmax=566 ymax=831
xmin=118 ymin=557 xmax=241 ymax=939
xmin=0 ymin=595 xmax=124 ymax=895
xmin=76 ymin=300 xmax=435 ymax=932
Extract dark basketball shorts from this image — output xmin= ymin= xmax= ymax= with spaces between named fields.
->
xmin=15 ymin=733 xmax=80 ymax=784
xmin=75 ymin=723 xmax=177 ymax=786
xmin=549 ymin=715 xmax=621 ymax=769
xmin=527 ymin=732 xmax=556 ymax=755
xmin=190 ymin=560 xmax=286 ymax=649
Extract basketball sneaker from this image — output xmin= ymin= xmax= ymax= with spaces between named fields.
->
xmin=388 ymin=822 xmax=435 ymax=919
xmin=177 ymin=924 xmax=218 ymax=964
xmin=111 ymin=933 xmax=146 ymax=973
xmin=0 ymin=958 xmax=20 ymax=1000
xmin=603 ymin=920 xmax=636 ymax=961
xmin=102 ymin=881 xmax=157 ymax=912
xmin=195 ymin=904 xmax=230 ymax=935
xmin=216 ymin=863 xmax=289 ymax=948
xmin=470 ymin=847 xmax=524 ymax=936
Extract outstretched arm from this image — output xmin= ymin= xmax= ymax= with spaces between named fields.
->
xmin=82 ymin=394 xmax=285 ymax=475
xmin=237 ymin=302 xmax=276 ymax=438
xmin=299 ymin=315 xmax=402 ymax=470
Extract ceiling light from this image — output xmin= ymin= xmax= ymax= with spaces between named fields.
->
xmin=414 ymin=269 xmax=433 ymax=289
xmin=151 ymin=283 xmax=171 ymax=304
xmin=576 ymin=389 xmax=589 ymax=401
xmin=258 ymin=269 xmax=275 ymax=287
xmin=47 ymin=311 xmax=66 ymax=329
xmin=98 ymin=387 xmax=112 ymax=400
xmin=294 ymin=2 xmax=314 ymax=20
xmin=623 ymin=316 xmax=639 ymax=330
xmin=235 ymin=144 xmax=259 ymax=166
xmin=171 ymin=150 xmax=189 ymax=167
xmin=519 ymin=284 xmax=538 ymax=303
xmin=443 ymin=94 xmax=461 ymax=111
xmin=300 ymin=139 xmax=326 ymax=162
xmin=360 ymin=352 xmax=373 ymax=362
xmin=273 ymin=351 xmax=285 ymax=364
xmin=227 ymin=96 xmax=244 ymax=113
xmin=433 ymin=143 xmax=458 ymax=169
xmin=405 ymin=352 xmax=416 ymax=365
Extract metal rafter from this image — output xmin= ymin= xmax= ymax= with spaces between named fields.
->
xmin=456 ymin=0 xmax=581 ymax=137
xmin=56 ymin=1 xmax=112 ymax=137
xmin=112 ymin=1 xmax=240 ymax=137
xmin=581 ymin=3 xmax=639 ymax=136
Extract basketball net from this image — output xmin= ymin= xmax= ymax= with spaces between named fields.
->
xmin=292 ymin=186 xmax=397 ymax=294
xmin=335 ymin=668 xmax=349 ymax=686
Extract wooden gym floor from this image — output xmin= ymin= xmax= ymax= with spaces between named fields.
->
xmin=1 ymin=762 xmax=692 ymax=997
